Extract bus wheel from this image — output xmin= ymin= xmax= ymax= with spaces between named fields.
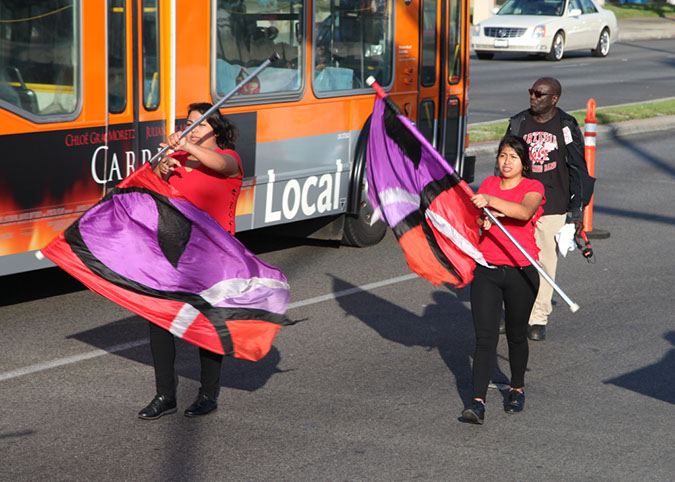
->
xmin=342 ymin=187 xmax=387 ymax=247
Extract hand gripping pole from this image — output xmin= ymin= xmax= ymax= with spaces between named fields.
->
xmin=149 ymin=53 xmax=280 ymax=166
xmin=366 ymin=76 xmax=580 ymax=312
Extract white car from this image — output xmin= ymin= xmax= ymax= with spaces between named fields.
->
xmin=471 ymin=0 xmax=618 ymax=61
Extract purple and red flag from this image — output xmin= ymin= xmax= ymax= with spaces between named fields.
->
xmin=367 ymin=97 xmax=487 ymax=288
xmin=41 ymin=163 xmax=291 ymax=361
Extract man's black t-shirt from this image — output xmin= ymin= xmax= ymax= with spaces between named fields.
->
xmin=519 ymin=111 xmax=570 ymax=215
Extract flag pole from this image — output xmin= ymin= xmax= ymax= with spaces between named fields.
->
xmin=366 ymin=77 xmax=579 ymax=313
xmin=149 ymin=53 xmax=280 ymax=167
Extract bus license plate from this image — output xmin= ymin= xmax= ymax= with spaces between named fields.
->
xmin=494 ymin=39 xmax=508 ymax=48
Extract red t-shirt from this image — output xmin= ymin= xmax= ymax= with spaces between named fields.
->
xmin=477 ymin=176 xmax=545 ymax=267
xmin=167 ymin=148 xmax=243 ymax=235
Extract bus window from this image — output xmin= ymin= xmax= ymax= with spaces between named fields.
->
xmin=142 ymin=0 xmax=160 ymax=110
xmin=448 ymin=0 xmax=462 ymax=83
xmin=214 ymin=0 xmax=303 ymax=97
xmin=0 ymin=1 xmax=79 ymax=119
xmin=444 ymin=97 xmax=460 ymax=164
xmin=417 ymin=99 xmax=436 ymax=145
xmin=108 ymin=0 xmax=127 ymax=114
xmin=313 ymin=0 xmax=394 ymax=93
xmin=421 ymin=0 xmax=438 ymax=87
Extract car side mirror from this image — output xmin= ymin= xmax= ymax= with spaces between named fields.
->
xmin=569 ymin=8 xmax=582 ymax=16
xmin=491 ymin=7 xmax=500 ymax=14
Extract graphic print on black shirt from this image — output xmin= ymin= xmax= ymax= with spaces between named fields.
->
xmin=520 ymin=111 xmax=570 ymax=215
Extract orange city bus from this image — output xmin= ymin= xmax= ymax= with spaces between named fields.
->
xmin=0 ymin=0 xmax=472 ymax=276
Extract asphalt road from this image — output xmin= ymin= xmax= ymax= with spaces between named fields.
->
xmin=468 ymin=37 xmax=675 ymax=125
xmin=1 ymin=129 xmax=674 ymax=480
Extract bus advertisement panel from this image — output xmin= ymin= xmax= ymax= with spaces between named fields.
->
xmin=0 ymin=0 xmax=471 ymax=276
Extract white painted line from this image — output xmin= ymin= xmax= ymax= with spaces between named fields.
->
xmin=0 ymin=339 xmax=149 ymax=382
xmin=287 ymin=273 xmax=419 ymax=309
xmin=0 ymin=273 xmax=420 ymax=383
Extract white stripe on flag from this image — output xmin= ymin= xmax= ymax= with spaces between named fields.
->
xmin=371 ymin=187 xmax=421 ymax=225
xmin=169 ymin=304 xmax=200 ymax=337
xmin=425 ymin=210 xmax=489 ymax=267
xmin=200 ymin=277 xmax=290 ymax=306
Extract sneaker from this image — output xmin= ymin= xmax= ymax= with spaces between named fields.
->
xmin=461 ymin=399 xmax=485 ymax=425
xmin=504 ymin=389 xmax=525 ymax=413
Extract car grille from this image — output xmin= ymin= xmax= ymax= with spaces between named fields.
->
xmin=484 ymin=27 xmax=527 ymax=38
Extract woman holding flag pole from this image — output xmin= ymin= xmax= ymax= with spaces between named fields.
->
xmin=461 ymin=136 xmax=545 ymax=425
xmin=363 ymin=75 xmax=577 ymax=424
xmin=139 ymin=102 xmax=244 ymax=420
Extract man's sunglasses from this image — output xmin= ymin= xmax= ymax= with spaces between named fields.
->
xmin=528 ymin=89 xmax=551 ymax=98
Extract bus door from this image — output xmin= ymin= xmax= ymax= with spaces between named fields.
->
xmin=417 ymin=0 xmax=441 ymax=148
xmin=416 ymin=0 xmax=468 ymax=177
xmin=102 ymin=0 xmax=167 ymax=193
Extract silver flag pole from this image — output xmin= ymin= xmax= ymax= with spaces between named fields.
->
xmin=149 ymin=52 xmax=280 ymax=166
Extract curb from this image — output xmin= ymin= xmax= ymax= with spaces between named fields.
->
xmin=466 ymin=115 xmax=675 ymax=157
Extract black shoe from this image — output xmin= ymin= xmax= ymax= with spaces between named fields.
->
xmin=505 ymin=389 xmax=525 ymax=413
xmin=499 ymin=319 xmax=506 ymax=335
xmin=138 ymin=394 xmax=177 ymax=420
xmin=184 ymin=393 xmax=218 ymax=418
xmin=528 ymin=324 xmax=546 ymax=341
xmin=461 ymin=400 xmax=485 ymax=425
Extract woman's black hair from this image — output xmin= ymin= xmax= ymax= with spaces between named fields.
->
xmin=187 ymin=102 xmax=239 ymax=150
xmin=497 ymin=135 xmax=531 ymax=175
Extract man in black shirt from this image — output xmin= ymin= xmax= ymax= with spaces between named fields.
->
xmin=505 ymin=77 xmax=595 ymax=341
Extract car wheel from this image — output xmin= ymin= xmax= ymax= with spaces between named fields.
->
xmin=546 ymin=32 xmax=564 ymax=61
xmin=476 ymin=51 xmax=494 ymax=60
xmin=592 ymin=29 xmax=611 ymax=57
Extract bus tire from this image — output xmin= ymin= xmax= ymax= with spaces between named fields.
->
xmin=342 ymin=116 xmax=387 ymax=247
xmin=342 ymin=199 xmax=387 ymax=247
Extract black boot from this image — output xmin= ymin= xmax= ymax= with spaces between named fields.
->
xmin=138 ymin=394 xmax=177 ymax=420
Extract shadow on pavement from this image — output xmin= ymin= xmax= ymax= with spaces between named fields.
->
xmin=331 ymin=275 xmax=515 ymax=407
xmin=604 ymin=331 xmax=674 ymax=405
xmin=67 ymin=315 xmax=287 ymax=393
xmin=0 ymin=267 xmax=86 ymax=307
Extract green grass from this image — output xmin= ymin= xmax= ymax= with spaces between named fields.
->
xmin=468 ymin=99 xmax=675 ymax=144
xmin=603 ymin=3 xmax=675 ymax=20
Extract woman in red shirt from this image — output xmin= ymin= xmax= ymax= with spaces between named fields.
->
xmin=139 ymin=103 xmax=243 ymax=420
xmin=461 ymin=136 xmax=545 ymax=425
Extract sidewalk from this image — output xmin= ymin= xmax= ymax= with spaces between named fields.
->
xmin=467 ymin=115 xmax=675 ymax=156
xmin=617 ymin=16 xmax=675 ymax=41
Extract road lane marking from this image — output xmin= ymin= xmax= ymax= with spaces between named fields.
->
xmin=0 ymin=273 xmax=420 ymax=382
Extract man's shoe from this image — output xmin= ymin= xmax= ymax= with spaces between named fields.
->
xmin=461 ymin=400 xmax=485 ymax=425
xmin=504 ymin=389 xmax=525 ymax=413
xmin=184 ymin=393 xmax=218 ymax=418
xmin=138 ymin=394 xmax=177 ymax=420
xmin=528 ymin=324 xmax=546 ymax=341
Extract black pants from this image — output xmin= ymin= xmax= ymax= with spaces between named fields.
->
xmin=149 ymin=322 xmax=223 ymax=400
xmin=469 ymin=264 xmax=539 ymax=401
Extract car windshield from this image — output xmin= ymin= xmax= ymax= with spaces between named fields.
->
xmin=497 ymin=0 xmax=566 ymax=16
